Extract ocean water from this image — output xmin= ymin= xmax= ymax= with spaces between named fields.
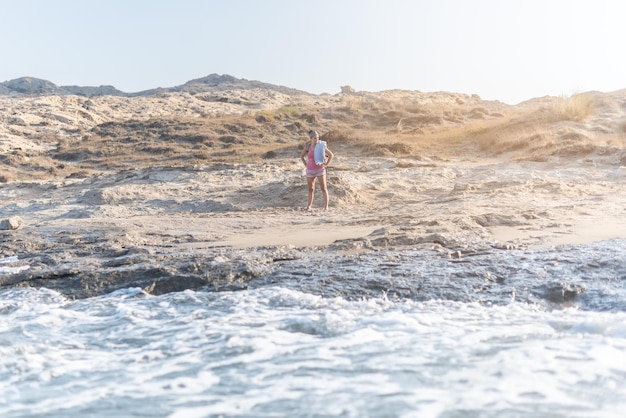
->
xmin=1 ymin=239 xmax=625 ymax=418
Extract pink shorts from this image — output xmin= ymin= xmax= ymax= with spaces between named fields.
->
xmin=306 ymin=167 xmax=326 ymax=178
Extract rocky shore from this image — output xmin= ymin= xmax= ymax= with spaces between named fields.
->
xmin=1 ymin=75 xmax=625 ymax=298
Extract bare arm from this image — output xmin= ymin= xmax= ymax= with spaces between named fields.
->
xmin=300 ymin=145 xmax=308 ymax=166
xmin=324 ymin=148 xmax=334 ymax=166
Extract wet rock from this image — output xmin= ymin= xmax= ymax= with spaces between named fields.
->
xmin=0 ymin=216 xmax=23 ymax=230
xmin=0 ymin=244 xmax=275 ymax=299
xmin=535 ymin=281 xmax=587 ymax=304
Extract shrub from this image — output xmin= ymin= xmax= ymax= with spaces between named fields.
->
xmin=255 ymin=111 xmax=275 ymax=123
xmin=545 ymin=93 xmax=597 ymax=122
xmin=277 ymin=106 xmax=300 ymax=117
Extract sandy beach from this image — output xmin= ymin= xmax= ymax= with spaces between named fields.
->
xmin=1 ymin=76 xmax=625 ymax=297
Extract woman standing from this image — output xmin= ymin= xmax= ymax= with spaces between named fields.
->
xmin=300 ymin=130 xmax=334 ymax=211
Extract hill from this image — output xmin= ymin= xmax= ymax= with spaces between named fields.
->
xmin=0 ymin=74 xmax=306 ymax=97
xmin=0 ymin=75 xmax=625 ymax=183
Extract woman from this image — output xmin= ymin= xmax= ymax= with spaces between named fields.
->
xmin=300 ymin=130 xmax=334 ymax=211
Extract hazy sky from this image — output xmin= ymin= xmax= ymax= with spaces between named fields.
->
xmin=2 ymin=0 xmax=625 ymax=104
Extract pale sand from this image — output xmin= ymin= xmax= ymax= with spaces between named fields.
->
xmin=3 ymin=156 xmax=623 ymax=258
xmin=212 ymin=159 xmax=626 ymax=250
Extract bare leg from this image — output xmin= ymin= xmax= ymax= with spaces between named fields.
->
xmin=318 ymin=174 xmax=329 ymax=210
xmin=306 ymin=177 xmax=316 ymax=210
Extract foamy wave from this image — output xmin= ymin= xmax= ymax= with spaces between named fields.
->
xmin=0 ymin=256 xmax=29 ymax=275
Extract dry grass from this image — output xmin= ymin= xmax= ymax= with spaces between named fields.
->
xmin=2 ymin=89 xmax=623 ymax=182
xmin=402 ymin=93 xmax=607 ymax=161
xmin=542 ymin=93 xmax=598 ymax=123
xmin=47 ymin=112 xmax=309 ymax=169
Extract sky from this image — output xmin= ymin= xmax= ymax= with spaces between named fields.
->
xmin=1 ymin=0 xmax=625 ymax=104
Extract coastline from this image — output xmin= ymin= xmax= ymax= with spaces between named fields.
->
xmin=1 ymin=155 xmax=624 ymax=298
xmin=1 ymin=85 xmax=625 ymax=298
